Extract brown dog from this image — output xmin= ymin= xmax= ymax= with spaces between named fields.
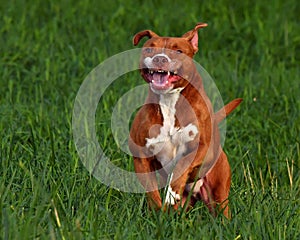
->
xmin=129 ymin=23 xmax=242 ymax=217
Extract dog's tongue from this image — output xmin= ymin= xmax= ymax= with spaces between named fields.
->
xmin=152 ymin=72 xmax=169 ymax=87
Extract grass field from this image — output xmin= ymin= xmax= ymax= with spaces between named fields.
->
xmin=1 ymin=0 xmax=299 ymax=239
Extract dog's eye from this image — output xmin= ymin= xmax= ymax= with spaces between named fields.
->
xmin=144 ymin=48 xmax=152 ymax=53
xmin=176 ymin=49 xmax=183 ymax=54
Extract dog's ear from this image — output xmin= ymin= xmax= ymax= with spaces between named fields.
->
xmin=182 ymin=23 xmax=208 ymax=53
xmin=133 ymin=30 xmax=159 ymax=46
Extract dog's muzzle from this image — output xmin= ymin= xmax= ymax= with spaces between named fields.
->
xmin=142 ymin=53 xmax=182 ymax=91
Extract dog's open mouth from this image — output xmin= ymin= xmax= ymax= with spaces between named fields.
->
xmin=143 ymin=69 xmax=181 ymax=90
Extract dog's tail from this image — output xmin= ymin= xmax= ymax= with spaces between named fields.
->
xmin=215 ymin=98 xmax=243 ymax=123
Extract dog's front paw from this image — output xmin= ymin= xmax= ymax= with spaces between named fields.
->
xmin=181 ymin=123 xmax=199 ymax=142
xmin=146 ymin=136 xmax=165 ymax=154
xmin=172 ymin=124 xmax=199 ymax=145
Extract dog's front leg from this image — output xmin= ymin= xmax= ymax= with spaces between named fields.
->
xmin=133 ymin=157 xmax=162 ymax=209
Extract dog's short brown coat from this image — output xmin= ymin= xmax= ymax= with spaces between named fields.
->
xmin=129 ymin=23 xmax=242 ymax=217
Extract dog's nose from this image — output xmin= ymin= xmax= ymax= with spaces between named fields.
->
xmin=153 ymin=55 xmax=168 ymax=65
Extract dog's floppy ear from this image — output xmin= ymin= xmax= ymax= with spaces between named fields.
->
xmin=182 ymin=23 xmax=208 ymax=53
xmin=133 ymin=30 xmax=159 ymax=46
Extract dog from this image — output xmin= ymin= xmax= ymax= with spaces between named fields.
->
xmin=129 ymin=23 xmax=242 ymax=218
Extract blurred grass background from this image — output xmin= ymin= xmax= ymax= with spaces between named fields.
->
xmin=0 ymin=0 xmax=299 ymax=239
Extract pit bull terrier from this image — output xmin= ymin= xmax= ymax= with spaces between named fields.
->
xmin=129 ymin=23 xmax=242 ymax=218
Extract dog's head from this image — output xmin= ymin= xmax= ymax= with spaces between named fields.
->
xmin=133 ymin=23 xmax=207 ymax=94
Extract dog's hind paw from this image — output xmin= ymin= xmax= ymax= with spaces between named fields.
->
xmin=165 ymin=185 xmax=181 ymax=205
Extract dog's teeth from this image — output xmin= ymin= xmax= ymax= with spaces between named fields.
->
xmin=151 ymin=80 xmax=154 ymax=83
xmin=174 ymin=71 xmax=177 ymax=75
xmin=167 ymin=71 xmax=170 ymax=76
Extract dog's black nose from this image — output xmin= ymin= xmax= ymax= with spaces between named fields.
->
xmin=153 ymin=55 xmax=168 ymax=65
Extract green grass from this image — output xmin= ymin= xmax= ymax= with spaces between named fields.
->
xmin=1 ymin=0 xmax=299 ymax=239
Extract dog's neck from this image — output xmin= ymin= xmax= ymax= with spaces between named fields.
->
xmin=156 ymin=88 xmax=183 ymax=135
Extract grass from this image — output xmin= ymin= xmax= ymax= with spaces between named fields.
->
xmin=1 ymin=0 xmax=299 ymax=239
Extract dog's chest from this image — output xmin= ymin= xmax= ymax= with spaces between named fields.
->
xmin=145 ymin=91 xmax=199 ymax=167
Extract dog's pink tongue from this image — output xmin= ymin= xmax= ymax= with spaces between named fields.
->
xmin=152 ymin=73 xmax=168 ymax=86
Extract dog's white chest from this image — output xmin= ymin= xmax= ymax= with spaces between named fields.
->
xmin=145 ymin=90 xmax=199 ymax=169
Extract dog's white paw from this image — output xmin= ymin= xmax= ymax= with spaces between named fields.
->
xmin=181 ymin=123 xmax=199 ymax=142
xmin=165 ymin=185 xmax=180 ymax=205
xmin=172 ymin=123 xmax=198 ymax=144
xmin=146 ymin=136 xmax=165 ymax=154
